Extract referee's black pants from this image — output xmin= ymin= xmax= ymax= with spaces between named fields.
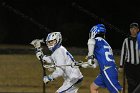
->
xmin=124 ymin=62 xmax=140 ymax=93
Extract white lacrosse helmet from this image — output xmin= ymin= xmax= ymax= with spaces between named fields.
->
xmin=46 ymin=32 xmax=62 ymax=51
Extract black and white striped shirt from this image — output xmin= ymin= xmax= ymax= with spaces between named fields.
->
xmin=120 ymin=36 xmax=140 ymax=67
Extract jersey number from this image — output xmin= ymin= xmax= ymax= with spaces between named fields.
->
xmin=104 ymin=46 xmax=115 ymax=62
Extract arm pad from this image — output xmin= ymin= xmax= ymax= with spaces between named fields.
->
xmin=87 ymin=38 xmax=95 ymax=56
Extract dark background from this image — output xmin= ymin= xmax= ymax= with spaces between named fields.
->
xmin=0 ymin=0 xmax=140 ymax=49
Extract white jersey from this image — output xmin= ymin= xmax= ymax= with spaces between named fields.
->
xmin=43 ymin=45 xmax=83 ymax=84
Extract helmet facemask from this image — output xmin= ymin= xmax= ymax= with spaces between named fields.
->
xmin=89 ymin=24 xmax=106 ymax=39
xmin=47 ymin=39 xmax=57 ymax=50
xmin=89 ymin=31 xmax=97 ymax=39
xmin=46 ymin=32 xmax=62 ymax=51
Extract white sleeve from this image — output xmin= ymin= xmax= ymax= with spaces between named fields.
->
xmin=87 ymin=38 xmax=96 ymax=56
xmin=42 ymin=55 xmax=53 ymax=63
xmin=53 ymin=49 xmax=66 ymax=66
xmin=50 ymin=67 xmax=64 ymax=79
xmin=50 ymin=48 xmax=66 ymax=79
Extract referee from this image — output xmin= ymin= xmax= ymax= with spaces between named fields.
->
xmin=119 ymin=22 xmax=140 ymax=93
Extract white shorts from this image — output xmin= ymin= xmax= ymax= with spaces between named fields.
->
xmin=56 ymin=78 xmax=83 ymax=93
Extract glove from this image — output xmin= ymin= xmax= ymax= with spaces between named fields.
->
xmin=88 ymin=59 xmax=94 ymax=66
xmin=43 ymin=64 xmax=55 ymax=72
xmin=87 ymin=55 xmax=95 ymax=65
xmin=81 ymin=63 xmax=89 ymax=68
xmin=43 ymin=75 xmax=54 ymax=84
xmin=81 ymin=58 xmax=98 ymax=68
xmin=36 ymin=48 xmax=44 ymax=60
xmin=30 ymin=39 xmax=44 ymax=48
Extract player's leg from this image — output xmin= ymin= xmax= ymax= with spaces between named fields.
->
xmin=56 ymin=78 xmax=83 ymax=93
xmin=66 ymin=78 xmax=83 ymax=93
xmin=90 ymin=82 xmax=99 ymax=93
xmin=91 ymin=74 xmax=106 ymax=93
xmin=66 ymin=81 xmax=82 ymax=93
xmin=103 ymin=67 xmax=122 ymax=93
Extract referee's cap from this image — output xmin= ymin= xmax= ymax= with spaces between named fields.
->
xmin=130 ymin=22 xmax=139 ymax=28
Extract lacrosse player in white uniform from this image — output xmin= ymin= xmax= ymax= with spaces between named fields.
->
xmin=31 ymin=32 xmax=83 ymax=93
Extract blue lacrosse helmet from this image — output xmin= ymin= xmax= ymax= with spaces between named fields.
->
xmin=90 ymin=24 xmax=106 ymax=38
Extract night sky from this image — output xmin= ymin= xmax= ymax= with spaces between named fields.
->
xmin=0 ymin=0 xmax=140 ymax=49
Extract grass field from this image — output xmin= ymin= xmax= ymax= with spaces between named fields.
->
xmin=0 ymin=54 xmax=127 ymax=93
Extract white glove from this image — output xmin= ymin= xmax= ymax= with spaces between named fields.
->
xmin=81 ymin=63 xmax=89 ymax=68
xmin=86 ymin=55 xmax=95 ymax=65
xmin=81 ymin=59 xmax=98 ymax=68
xmin=36 ymin=51 xmax=44 ymax=60
xmin=43 ymin=75 xmax=54 ymax=84
xmin=88 ymin=59 xmax=94 ymax=65
xmin=43 ymin=64 xmax=55 ymax=72
xmin=43 ymin=64 xmax=55 ymax=68
xmin=30 ymin=39 xmax=44 ymax=48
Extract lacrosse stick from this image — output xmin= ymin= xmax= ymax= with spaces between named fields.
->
xmin=133 ymin=83 xmax=140 ymax=93
xmin=122 ymin=64 xmax=126 ymax=93
xmin=122 ymin=57 xmax=128 ymax=93
xmin=30 ymin=39 xmax=46 ymax=93
xmin=43 ymin=61 xmax=97 ymax=69
xmin=39 ymin=56 xmax=47 ymax=93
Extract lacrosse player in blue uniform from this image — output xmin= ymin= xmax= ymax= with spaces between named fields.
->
xmin=136 ymin=23 xmax=140 ymax=53
xmin=84 ymin=24 xmax=122 ymax=93
xmin=31 ymin=32 xmax=83 ymax=93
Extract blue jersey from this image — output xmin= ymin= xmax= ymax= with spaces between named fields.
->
xmin=93 ymin=37 xmax=122 ymax=93
xmin=94 ymin=37 xmax=117 ymax=71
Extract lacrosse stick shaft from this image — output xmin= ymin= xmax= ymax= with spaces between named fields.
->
xmin=39 ymin=56 xmax=46 ymax=93
xmin=43 ymin=61 xmax=95 ymax=69
xmin=133 ymin=83 xmax=140 ymax=93
xmin=123 ymin=63 xmax=126 ymax=93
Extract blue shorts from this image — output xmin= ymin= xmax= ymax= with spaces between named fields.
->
xmin=94 ymin=67 xmax=122 ymax=93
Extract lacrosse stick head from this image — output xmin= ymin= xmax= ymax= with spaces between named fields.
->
xmin=45 ymin=32 xmax=62 ymax=51
xmin=30 ymin=39 xmax=44 ymax=48
xmin=89 ymin=24 xmax=106 ymax=39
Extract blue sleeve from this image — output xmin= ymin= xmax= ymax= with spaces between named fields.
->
xmin=137 ymin=32 xmax=140 ymax=49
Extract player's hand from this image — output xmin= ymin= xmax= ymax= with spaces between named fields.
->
xmin=81 ymin=63 xmax=89 ymax=68
xmin=86 ymin=55 xmax=95 ymax=65
xmin=88 ymin=59 xmax=94 ymax=66
xmin=30 ymin=39 xmax=44 ymax=48
xmin=118 ymin=67 xmax=123 ymax=72
xmin=43 ymin=75 xmax=53 ymax=84
xmin=36 ymin=50 xmax=44 ymax=60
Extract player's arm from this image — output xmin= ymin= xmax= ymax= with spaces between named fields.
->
xmin=49 ymin=49 xmax=66 ymax=78
xmin=43 ymin=50 xmax=65 ymax=83
xmin=80 ymin=38 xmax=97 ymax=68
xmin=30 ymin=39 xmax=44 ymax=60
xmin=119 ymin=39 xmax=127 ymax=72
xmin=87 ymin=38 xmax=96 ymax=65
